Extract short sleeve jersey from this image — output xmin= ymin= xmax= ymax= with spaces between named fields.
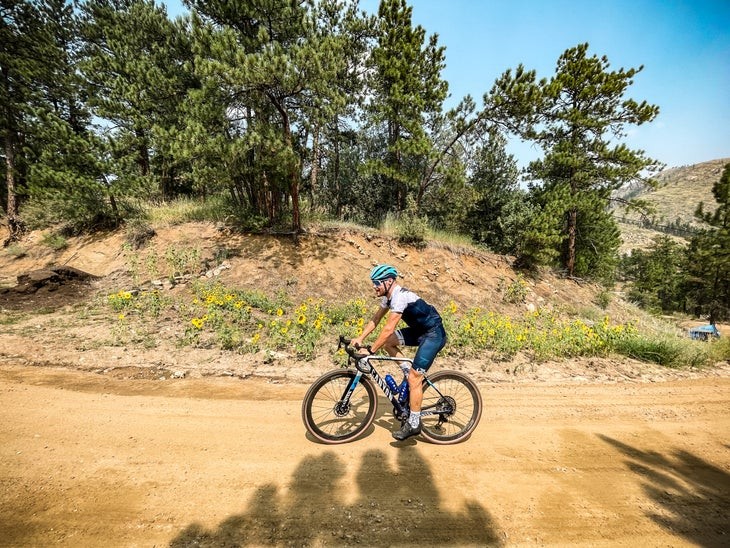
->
xmin=380 ymin=285 xmax=442 ymax=332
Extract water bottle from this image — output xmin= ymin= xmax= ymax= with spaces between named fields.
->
xmin=385 ymin=374 xmax=399 ymax=393
xmin=397 ymin=378 xmax=409 ymax=403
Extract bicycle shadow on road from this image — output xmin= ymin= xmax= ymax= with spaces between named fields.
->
xmin=598 ymin=434 xmax=729 ymax=546
xmin=170 ymin=447 xmax=502 ymax=546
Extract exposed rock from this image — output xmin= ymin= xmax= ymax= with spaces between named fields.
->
xmin=12 ymin=266 xmax=97 ymax=294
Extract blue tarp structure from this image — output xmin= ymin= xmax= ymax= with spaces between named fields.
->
xmin=688 ymin=324 xmax=721 ymax=341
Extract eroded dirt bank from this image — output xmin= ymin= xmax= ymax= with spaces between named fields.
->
xmin=1 ymin=364 xmax=728 ymax=547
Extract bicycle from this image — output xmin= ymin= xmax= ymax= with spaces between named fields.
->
xmin=301 ymin=335 xmax=483 ymax=444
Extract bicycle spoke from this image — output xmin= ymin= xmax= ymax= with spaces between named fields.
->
xmin=419 ymin=371 xmax=482 ymax=444
xmin=302 ymin=370 xmax=377 ymax=444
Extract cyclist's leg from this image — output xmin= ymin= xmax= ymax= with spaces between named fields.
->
xmin=393 ymin=326 xmax=447 ymax=439
xmin=384 ymin=329 xmax=419 ymax=379
xmin=409 ymin=325 xmax=447 ymax=413
xmin=380 ymin=331 xmax=405 ymax=358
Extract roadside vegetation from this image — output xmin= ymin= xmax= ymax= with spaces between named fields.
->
xmin=102 ymin=276 xmax=728 ymax=368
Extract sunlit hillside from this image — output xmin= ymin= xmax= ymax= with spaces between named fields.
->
xmin=613 ymin=157 xmax=729 ymax=253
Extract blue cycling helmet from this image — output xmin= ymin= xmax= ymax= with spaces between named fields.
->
xmin=370 ymin=264 xmax=398 ymax=281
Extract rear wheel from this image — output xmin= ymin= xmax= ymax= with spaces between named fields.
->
xmin=419 ymin=370 xmax=482 ymax=445
xmin=301 ymin=369 xmax=377 ymax=444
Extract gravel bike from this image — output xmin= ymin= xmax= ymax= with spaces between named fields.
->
xmin=301 ymin=336 xmax=482 ymax=444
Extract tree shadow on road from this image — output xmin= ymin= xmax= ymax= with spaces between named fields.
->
xmin=599 ymin=435 xmax=729 ymax=546
xmin=170 ymin=448 xmax=502 ymax=546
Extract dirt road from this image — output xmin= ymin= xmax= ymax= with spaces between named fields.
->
xmin=1 ymin=364 xmax=728 ymax=547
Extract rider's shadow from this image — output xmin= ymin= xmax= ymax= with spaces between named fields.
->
xmin=170 ymin=449 xmax=502 ymax=546
xmin=373 ymin=394 xmax=401 ymax=431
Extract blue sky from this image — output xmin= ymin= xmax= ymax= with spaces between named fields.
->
xmin=165 ymin=0 xmax=729 ymax=170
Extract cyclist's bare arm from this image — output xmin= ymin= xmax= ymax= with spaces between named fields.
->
xmin=352 ymin=306 xmax=388 ymax=347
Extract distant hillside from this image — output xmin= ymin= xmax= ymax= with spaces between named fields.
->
xmin=613 ymin=158 xmax=730 ymax=253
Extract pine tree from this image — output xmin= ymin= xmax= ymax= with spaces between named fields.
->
xmin=684 ymin=163 xmax=730 ymax=322
xmin=1 ymin=0 xmax=101 ymax=239
xmin=498 ymin=43 xmax=661 ymax=279
xmin=21 ymin=0 xmax=120 ymax=230
xmin=365 ymin=0 xmax=448 ymax=215
xmin=79 ymin=0 xmax=195 ymax=201
xmin=1 ymin=0 xmax=54 ymax=242
xmin=464 ymin=129 xmax=522 ymax=253
xmin=187 ymin=0 xmax=353 ymax=232
xmin=303 ymin=0 xmax=373 ymax=218
xmin=621 ymin=236 xmax=686 ymax=313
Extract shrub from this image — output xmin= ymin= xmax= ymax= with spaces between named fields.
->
xmin=5 ymin=244 xmax=26 ymax=259
xmin=500 ymin=274 xmax=528 ymax=304
xmin=41 ymin=232 xmax=68 ymax=251
xmin=612 ymin=334 xmax=685 ymax=367
xmin=396 ymin=197 xmax=428 ymax=248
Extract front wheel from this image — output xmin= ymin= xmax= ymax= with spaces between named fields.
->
xmin=302 ymin=369 xmax=377 ymax=444
xmin=419 ymin=370 xmax=482 ymax=445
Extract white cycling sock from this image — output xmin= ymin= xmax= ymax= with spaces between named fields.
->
xmin=408 ymin=411 xmax=420 ymax=428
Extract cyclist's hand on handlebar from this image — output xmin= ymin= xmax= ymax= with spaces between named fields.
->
xmin=339 ymin=335 xmax=371 ymax=359
xmin=355 ymin=342 xmax=373 ymax=354
xmin=352 ymin=341 xmax=372 ymax=359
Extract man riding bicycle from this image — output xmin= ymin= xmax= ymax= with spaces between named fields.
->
xmin=351 ymin=264 xmax=447 ymax=441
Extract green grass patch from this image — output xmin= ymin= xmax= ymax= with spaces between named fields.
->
xmin=612 ymin=334 xmax=685 ymax=367
xmin=41 ymin=232 xmax=68 ymax=251
xmin=709 ymin=336 xmax=730 ymax=363
xmin=0 ymin=311 xmax=27 ymax=325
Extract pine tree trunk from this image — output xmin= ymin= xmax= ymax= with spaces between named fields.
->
xmin=309 ymin=125 xmax=320 ymax=212
xmin=334 ymin=117 xmax=342 ymax=218
xmin=4 ymin=131 xmax=25 ymax=245
xmin=567 ymin=208 xmax=577 ymax=277
xmin=135 ymin=127 xmax=150 ymax=177
xmin=269 ymin=94 xmax=301 ymax=233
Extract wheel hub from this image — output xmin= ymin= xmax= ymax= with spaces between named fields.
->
xmin=333 ymin=402 xmax=350 ymax=416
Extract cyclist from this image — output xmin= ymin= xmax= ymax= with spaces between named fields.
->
xmin=351 ymin=264 xmax=447 ymax=441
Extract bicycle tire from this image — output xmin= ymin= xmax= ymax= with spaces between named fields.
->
xmin=418 ymin=370 xmax=482 ymax=445
xmin=301 ymin=369 xmax=377 ymax=444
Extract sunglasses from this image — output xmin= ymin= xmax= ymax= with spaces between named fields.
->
xmin=372 ymin=279 xmax=388 ymax=287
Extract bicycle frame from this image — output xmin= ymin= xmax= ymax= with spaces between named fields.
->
xmin=338 ymin=337 xmax=449 ymax=422
xmin=351 ymin=355 xmax=409 ymax=414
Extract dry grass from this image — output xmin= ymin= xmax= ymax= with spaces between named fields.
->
xmin=615 ymin=157 xmax=730 ymax=252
